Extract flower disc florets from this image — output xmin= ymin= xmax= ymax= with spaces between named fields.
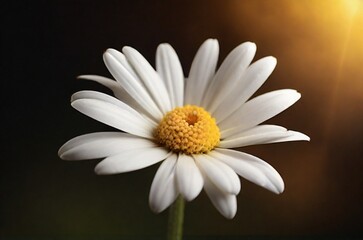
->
xmin=155 ymin=105 xmax=220 ymax=154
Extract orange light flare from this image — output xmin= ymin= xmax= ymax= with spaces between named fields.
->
xmin=227 ymin=0 xmax=363 ymax=135
xmin=323 ymin=0 xmax=363 ymax=141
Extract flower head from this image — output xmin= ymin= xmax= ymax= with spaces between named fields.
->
xmin=155 ymin=105 xmax=220 ymax=154
xmin=58 ymin=39 xmax=309 ymax=219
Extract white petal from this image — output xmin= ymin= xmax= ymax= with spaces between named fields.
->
xmin=149 ymin=154 xmax=179 ymax=213
xmin=71 ymin=98 xmax=154 ymax=138
xmin=184 ymin=39 xmax=219 ymax=106
xmin=220 ymin=89 xmax=301 ymax=138
xmin=59 ymin=132 xmax=157 ymax=160
xmin=71 ymin=90 xmax=157 ymax=127
xmin=95 ymin=147 xmax=170 ymax=175
xmin=269 ymin=130 xmax=310 ymax=143
xmin=105 ymin=49 xmax=140 ymax=81
xmin=122 ymin=46 xmax=172 ymax=114
xmin=103 ymin=50 xmax=163 ymax=121
xmin=77 ymin=75 xmax=148 ymax=116
xmin=202 ymin=171 xmax=237 ymax=219
xmin=156 ymin=44 xmax=184 ymax=108
xmin=220 ymin=125 xmax=310 ymax=148
xmin=213 ymin=57 xmax=277 ymax=123
xmin=194 ymin=154 xmax=240 ymax=194
xmin=203 ymin=42 xmax=257 ymax=112
xmin=104 ymin=49 xmax=161 ymax=121
xmin=77 ymin=75 xmax=122 ymax=92
xmin=212 ymin=148 xmax=284 ymax=194
xmin=175 ymin=154 xmax=204 ymax=201
xmin=71 ymin=90 xmax=137 ymax=111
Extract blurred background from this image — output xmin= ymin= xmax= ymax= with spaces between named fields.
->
xmin=2 ymin=0 xmax=363 ymax=239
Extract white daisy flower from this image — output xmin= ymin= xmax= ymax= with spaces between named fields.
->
xmin=58 ymin=39 xmax=309 ymax=219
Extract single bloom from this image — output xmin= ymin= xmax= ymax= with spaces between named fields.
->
xmin=58 ymin=39 xmax=309 ymax=219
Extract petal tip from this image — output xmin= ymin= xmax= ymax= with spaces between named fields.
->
xmin=59 ymin=153 xmax=70 ymax=161
xmin=221 ymin=202 xmax=237 ymax=219
xmin=276 ymin=181 xmax=285 ymax=194
xmin=103 ymin=51 xmax=113 ymax=61
xmin=57 ymin=147 xmax=65 ymax=159
xmin=273 ymin=189 xmax=284 ymax=195
xmin=205 ymin=38 xmax=217 ymax=42
xmin=182 ymin=192 xmax=199 ymax=202
xmin=203 ymin=38 xmax=219 ymax=49
xmin=104 ymin=48 xmax=115 ymax=54
xmin=122 ymin=46 xmax=134 ymax=54
xmin=149 ymin=202 xmax=163 ymax=214
xmin=158 ymin=43 xmax=172 ymax=48
xmin=245 ymin=41 xmax=257 ymax=51
xmin=94 ymin=164 xmax=109 ymax=175
xmin=58 ymin=149 xmax=75 ymax=161
xmin=57 ymin=142 xmax=71 ymax=160
xmin=288 ymin=131 xmax=310 ymax=142
xmin=225 ymin=211 xmax=236 ymax=219
xmin=267 ymin=56 xmax=277 ymax=65
xmin=70 ymin=92 xmax=78 ymax=102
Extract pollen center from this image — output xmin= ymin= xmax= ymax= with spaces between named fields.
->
xmin=155 ymin=105 xmax=220 ymax=154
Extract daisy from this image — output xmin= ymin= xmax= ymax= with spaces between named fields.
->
xmin=58 ymin=39 xmax=309 ymax=219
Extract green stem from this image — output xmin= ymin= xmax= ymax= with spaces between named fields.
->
xmin=167 ymin=195 xmax=185 ymax=240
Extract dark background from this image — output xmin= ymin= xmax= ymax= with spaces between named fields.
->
xmin=2 ymin=0 xmax=363 ymax=239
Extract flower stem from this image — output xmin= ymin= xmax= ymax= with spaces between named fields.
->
xmin=167 ymin=195 xmax=185 ymax=240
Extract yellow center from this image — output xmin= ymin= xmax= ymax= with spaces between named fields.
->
xmin=155 ymin=105 xmax=220 ymax=154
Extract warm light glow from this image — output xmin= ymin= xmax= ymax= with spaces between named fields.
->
xmin=344 ymin=0 xmax=362 ymax=16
